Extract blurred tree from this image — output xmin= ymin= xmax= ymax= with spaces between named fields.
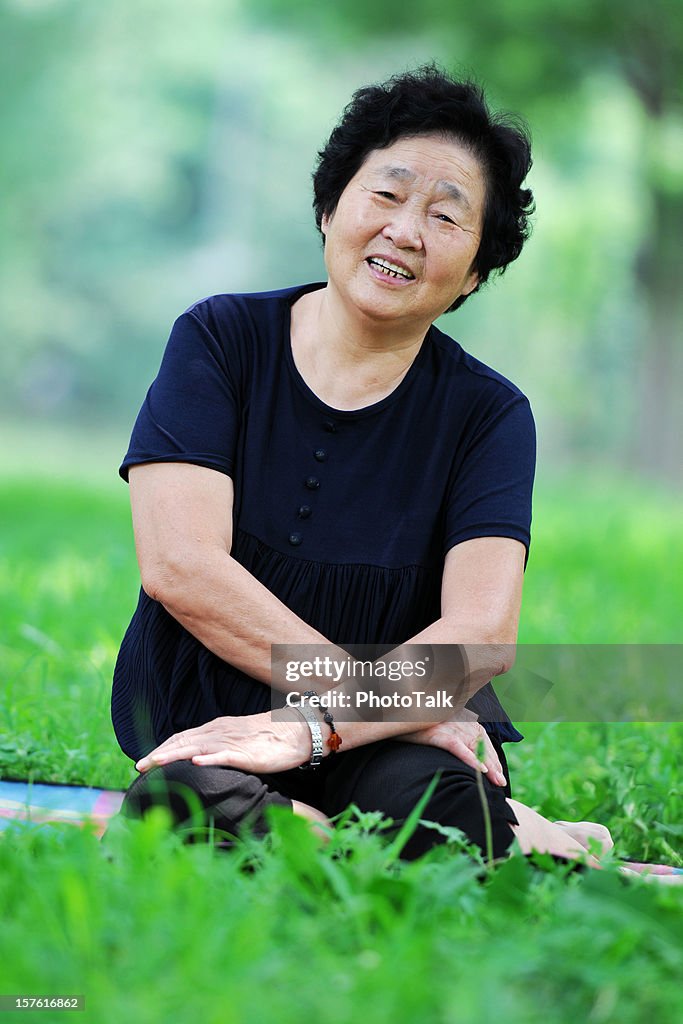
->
xmin=3 ymin=0 xmax=680 ymax=481
xmin=253 ymin=0 xmax=683 ymax=481
xmin=0 ymin=0 xmax=242 ymax=420
xmin=2 ymin=1 xmax=406 ymax=425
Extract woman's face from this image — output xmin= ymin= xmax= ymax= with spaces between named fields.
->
xmin=322 ymin=133 xmax=485 ymax=331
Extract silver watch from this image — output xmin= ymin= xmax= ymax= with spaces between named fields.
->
xmin=290 ymin=691 xmax=324 ymax=770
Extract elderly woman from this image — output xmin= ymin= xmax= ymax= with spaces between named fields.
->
xmin=112 ymin=66 xmax=610 ymax=865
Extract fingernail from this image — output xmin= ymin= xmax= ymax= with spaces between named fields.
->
xmin=479 ymin=763 xmax=489 ymax=773
xmin=498 ymin=773 xmax=507 ymax=786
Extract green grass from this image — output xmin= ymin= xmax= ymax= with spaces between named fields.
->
xmin=0 ymin=481 xmax=135 ymax=787
xmin=2 ymin=810 xmax=683 ymax=1024
xmin=1 ymin=467 xmax=682 ymax=1023
xmin=520 ymin=472 xmax=683 ymax=643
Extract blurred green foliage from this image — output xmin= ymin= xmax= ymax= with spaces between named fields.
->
xmin=1 ymin=807 xmax=682 ymax=1024
xmin=2 ymin=0 xmax=682 ymax=481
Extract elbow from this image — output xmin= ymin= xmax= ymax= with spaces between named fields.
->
xmin=493 ymin=640 xmax=517 ymax=677
xmin=478 ymin=626 xmax=518 ymax=677
xmin=138 ymin=552 xmax=192 ymax=610
xmin=440 ymin=618 xmax=518 ymax=677
xmin=461 ymin=636 xmax=516 ymax=678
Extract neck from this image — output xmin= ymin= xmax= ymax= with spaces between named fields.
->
xmin=290 ymin=284 xmax=431 ymax=411
xmin=317 ymin=280 xmax=431 ymax=354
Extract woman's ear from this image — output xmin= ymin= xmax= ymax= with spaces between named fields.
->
xmin=321 ymin=212 xmax=329 ymax=235
xmin=462 ymin=268 xmax=479 ymax=297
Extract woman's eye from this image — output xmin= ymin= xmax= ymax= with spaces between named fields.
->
xmin=375 ymin=190 xmax=396 ymax=200
xmin=435 ymin=213 xmax=455 ymax=224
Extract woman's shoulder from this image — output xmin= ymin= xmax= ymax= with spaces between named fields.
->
xmin=428 ymin=322 xmax=528 ymax=405
xmin=160 ymin=283 xmax=324 ymax=370
xmin=182 ymin=283 xmax=325 ymax=333
xmin=149 ymin=283 xmax=326 ymax=401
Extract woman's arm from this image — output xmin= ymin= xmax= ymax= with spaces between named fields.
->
xmin=129 ymin=462 xmax=333 ymax=683
xmin=130 ymin=461 xmax=526 ymax=771
xmin=378 ymin=535 xmax=525 ymax=786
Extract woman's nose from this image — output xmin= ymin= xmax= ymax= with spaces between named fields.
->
xmin=381 ymin=208 xmax=423 ymax=250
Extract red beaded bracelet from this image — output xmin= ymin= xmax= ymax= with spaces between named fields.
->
xmin=322 ymin=709 xmax=343 ymax=753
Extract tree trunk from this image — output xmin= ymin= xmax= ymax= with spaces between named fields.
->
xmin=631 ymin=184 xmax=683 ymax=484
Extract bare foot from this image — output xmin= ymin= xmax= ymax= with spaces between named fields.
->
xmin=619 ymin=866 xmax=683 ymax=885
xmin=291 ymin=799 xmax=332 ymax=841
xmin=553 ymin=820 xmax=614 ymax=857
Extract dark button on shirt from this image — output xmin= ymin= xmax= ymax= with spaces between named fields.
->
xmin=314 ymin=449 xmax=327 ymax=462
xmin=288 ymin=532 xmax=303 ymax=546
xmin=297 ymin=505 xmax=312 ymax=519
xmin=305 ymin=476 xmax=320 ymax=490
xmin=323 ymin=420 xmax=337 ymax=433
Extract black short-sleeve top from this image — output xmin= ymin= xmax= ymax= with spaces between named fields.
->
xmin=112 ymin=283 xmax=535 ymax=759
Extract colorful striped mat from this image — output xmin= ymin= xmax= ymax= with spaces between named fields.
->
xmin=1 ymin=780 xmax=680 ymax=873
xmin=0 ymin=780 xmax=125 ymax=838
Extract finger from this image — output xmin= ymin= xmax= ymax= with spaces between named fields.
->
xmin=150 ymin=717 xmax=230 ymax=753
xmin=136 ymin=752 xmax=166 ymax=772
xmin=136 ymin=744 xmax=187 ymax=771
xmin=471 ymin=734 xmax=506 ymax=787
xmin=419 ymin=726 xmax=490 ymax=775
xmin=192 ymin=750 xmax=236 ymax=767
xmin=135 ymin=729 xmax=199 ymax=770
xmin=481 ymin=736 xmax=507 ymax=786
xmin=136 ymin=736 xmax=218 ymax=772
xmin=445 ymin=740 xmax=490 ymax=776
xmin=136 ymin=748 xmax=197 ymax=771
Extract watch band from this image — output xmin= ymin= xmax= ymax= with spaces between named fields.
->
xmin=291 ymin=692 xmax=324 ymax=770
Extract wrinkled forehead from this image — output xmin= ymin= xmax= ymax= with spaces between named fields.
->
xmin=359 ymin=133 xmax=487 ymax=191
xmin=357 ymin=133 xmax=488 ymax=220
xmin=369 ymin=163 xmax=476 ymax=210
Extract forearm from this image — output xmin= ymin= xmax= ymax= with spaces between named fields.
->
xmin=147 ymin=555 xmax=509 ymax=755
xmin=146 ymin=545 xmax=339 ymax=688
xmin=305 ymin=617 xmax=515 ymax=754
xmin=147 ymin=534 xmax=517 ymax=757
xmin=146 ymin=553 xmax=434 ymax=753
xmin=152 ymin=552 xmax=509 ymax=720
xmin=137 ymin=557 xmax=519 ymax=774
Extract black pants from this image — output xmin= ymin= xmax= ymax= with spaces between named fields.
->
xmin=121 ymin=737 xmax=519 ymax=861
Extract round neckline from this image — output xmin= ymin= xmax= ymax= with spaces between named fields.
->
xmin=283 ymin=282 xmax=432 ymax=420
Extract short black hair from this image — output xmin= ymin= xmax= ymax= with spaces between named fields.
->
xmin=313 ymin=64 xmax=534 ymax=311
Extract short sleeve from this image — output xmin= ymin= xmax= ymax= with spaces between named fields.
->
xmin=120 ymin=305 xmax=242 ymax=481
xmin=444 ymin=394 xmax=536 ymax=560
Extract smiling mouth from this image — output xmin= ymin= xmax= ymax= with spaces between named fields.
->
xmin=367 ymin=257 xmax=415 ymax=281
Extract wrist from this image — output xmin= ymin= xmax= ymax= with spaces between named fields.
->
xmin=290 ymin=690 xmax=341 ymax=768
xmin=291 ymin=697 xmax=326 ymax=770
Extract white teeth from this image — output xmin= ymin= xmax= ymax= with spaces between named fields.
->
xmin=368 ymin=257 xmax=414 ymax=280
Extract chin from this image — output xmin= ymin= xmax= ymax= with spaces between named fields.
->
xmin=356 ymin=299 xmax=415 ymax=324
xmin=348 ymin=283 xmax=418 ymax=321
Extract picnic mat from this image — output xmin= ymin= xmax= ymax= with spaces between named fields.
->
xmin=0 ymin=780 xmax=125 ymax=838
xmin=1 ymin=779 xmax=680 ymax=872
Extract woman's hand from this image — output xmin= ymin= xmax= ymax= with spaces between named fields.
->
xmin=134 ymin=712 xmax=313 ymax=775
xmin=399 ymin=715 xmax=508 ymax=787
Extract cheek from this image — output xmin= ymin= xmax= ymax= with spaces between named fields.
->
xmin=340 ymin=214 xmax=366 ymax=245
xmin=443 ymin=240 xmax=480 ymax=280
xmin=337 ymin=197 xmax=376 ymax=237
